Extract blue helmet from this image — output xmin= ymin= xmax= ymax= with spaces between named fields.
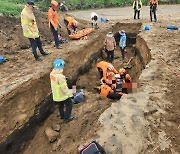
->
xmin=53 ymin=59 xmax=65 ymax=69
xmin=144 ymin=26 xmax=150 ymax=31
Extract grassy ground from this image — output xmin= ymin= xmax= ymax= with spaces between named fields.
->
xmin=0 ymin=0 xmax=180 ymax=17
xmin=0 ymin=0 xmax=22 ymax=17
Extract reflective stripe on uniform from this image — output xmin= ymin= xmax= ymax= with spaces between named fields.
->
xmin=23 ymin=31 xmax=39 ymax=38
xmin=21 ymin=19 xmax=33 ymax=26
xmin=51 ymin=81 xmax=69 ymax=102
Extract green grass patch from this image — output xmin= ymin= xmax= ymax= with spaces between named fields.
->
xmin=0 ymin=0 xmax=23 ymax=17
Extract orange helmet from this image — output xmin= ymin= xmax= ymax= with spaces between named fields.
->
xmin=51 ymin=1 xmax=59 ymax=9
xmin=119 ymin=68 xmax=126 ymax=76
xmin=73 ymin=20 xmax=78 ymax=27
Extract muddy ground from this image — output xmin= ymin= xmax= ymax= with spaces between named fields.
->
xmin=0 ymin=5 xmax=180 ymax=154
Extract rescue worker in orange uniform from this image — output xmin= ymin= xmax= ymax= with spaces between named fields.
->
xmin=108 ymin=74 xmax=125 ymax=100
xmin=97 ymin=61 xmax=118 ymax=84
xmin=97 ymin=84 xmax=114 ymax=97
xmin=48 ymin=1 xmax=62 ymax=49
xmin=150 ymin=0 xmax=158 ymax=22
xmin=119 ymin=68 xmax=132 ymax=83
xmin=64 ymin=15 xmax=78 ymax=35
xmin=119 ymin=68 xmax=132 ymax=94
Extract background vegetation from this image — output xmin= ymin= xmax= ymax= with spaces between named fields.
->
xmin=0 ymin=0 xmax=180 ymax=17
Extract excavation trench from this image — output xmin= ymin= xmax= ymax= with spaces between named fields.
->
xmin=0 ymin=23 xmax=151 ymax=153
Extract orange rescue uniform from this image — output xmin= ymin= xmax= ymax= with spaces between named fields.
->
xmin=65 ymin=16 xmax=75 ymax=30
xmin=48 ymin=8 xmax=58 ymax=28
xmin=99 ymin=84 xmax=113 ymax=97
xmin=97 ymin=61 xmax=118 ymax=83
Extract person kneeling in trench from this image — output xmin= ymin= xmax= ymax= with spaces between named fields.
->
xmin=96 ymin=74 xmax=125 ymax=100
xmin=107 ymin=74 xmax=125 ymax=100
xmin=50 ymin=59 xmax=74 ymax=123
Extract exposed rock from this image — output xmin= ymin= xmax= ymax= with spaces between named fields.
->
xmin=52 ymin=124 xmax=61 ymax=132
xmin=45 ymin=127 xmax=59 ymax=143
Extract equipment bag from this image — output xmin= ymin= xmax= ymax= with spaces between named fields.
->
xmin=73 ymin=92 xmax=85 ymax=104
xmin=79 ymin=141 xmax=107 ymax=154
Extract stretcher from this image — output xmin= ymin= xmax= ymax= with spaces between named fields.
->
xmin=69 ymin=28 xmax=94 ymax=39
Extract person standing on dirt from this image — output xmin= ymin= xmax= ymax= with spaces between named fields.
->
xmin=91 ymin=12 xmax=98 ymax=29
xmin=21 ymin=0 xmax=49 ymax=61
xmin=104 ymin=32 xmax=116 ymax=63
xmin=119 ymin=30 xmax=126 ymax=61
xmin=48 ymin=1 xmax=62 ymax=49
xmin=150 ymin=0 xmax=158 ymax=22
xmin=133 ymin=0 xmax=142 ymax=19
xmin=64 ymin=15 xmax=78 ymax=35
xmin=50 ymin=58 xmax=74 ymax=123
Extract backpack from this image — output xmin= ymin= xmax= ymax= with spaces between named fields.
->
xmin=73 ymin=92 xmax=85 ymax=104
xmin=79 ymin=141 xmax=107 ymax=154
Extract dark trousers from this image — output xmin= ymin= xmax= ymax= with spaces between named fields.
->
xmin=57 ymin=98 xmax=73 ymax=120
xmin=97 ymin=68 xmax=103 ymax=79
xmin=134 ymin=9 xmax=140 ymax=19
xmin=28 ymin=37 xmax=45 ymax=60
xmin=150 ymin=9 xmax=157 ymax=22
xmin=106 ymin=49 xmax=114 ymax=63
xmin=120 ymin=47 xmax=125 ymax=60
xmin=50 ymin=23 xmax=59 ymax=47
xmin=107 ymin=92 xmax=122 ymax=100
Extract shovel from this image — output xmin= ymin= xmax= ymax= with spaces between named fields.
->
xmin=124 ymin=57 xmax=133 ymax=69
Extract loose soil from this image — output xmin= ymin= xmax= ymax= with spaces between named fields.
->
xmin=0 ymin=5 xmax=180 ymax=154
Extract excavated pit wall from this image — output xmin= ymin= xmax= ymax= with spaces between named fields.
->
xmin=0 ymin=22 xmax=144 ymax=153
xmin=97 ymin=33 xmax=152 ymax=154
xmin=0 ymin=27 xmax=110 ymax=154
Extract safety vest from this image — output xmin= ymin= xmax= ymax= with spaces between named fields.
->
xmin=50 ymin=75 xmax=71 ymax=102
xmin=21 ymin=6 xmax=39 ymax=38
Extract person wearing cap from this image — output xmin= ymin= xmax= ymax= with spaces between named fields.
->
xmin=48 ymin=1 xmax=62 ymax=49
xmin=91 ymin=12 xmax=99 ymax=29
xmin=119 ymin=30 xmax=126 ymax=61
xmin=133 ymin=0 xmax=142 ymax=19
xmin=21 ymin=0 xmax=49 ymax=61
xmin=150 ymin=0 xmax=158 ymax=22
xmin=64 ymin=15 xmax=78 ymax=35
xmin=50 ymin=58 xmax=74 ymax=123
xmin=104 ymin=32 xmax=116 ymax=63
